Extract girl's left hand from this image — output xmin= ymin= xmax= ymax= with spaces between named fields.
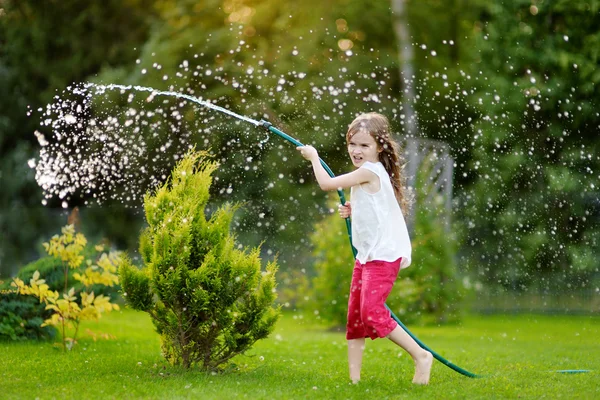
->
xmin=296 ymin=145 xmax=318 ymax=161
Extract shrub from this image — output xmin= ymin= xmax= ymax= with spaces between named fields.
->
xmin=12 ymin=226 xmax=121 ymax=350
xmin=119 ymin=150 xmax=280 ymax=371
xmin=14 ymin=257 xmax=65 ymax=291
xmin=404 ymin=197 xmax=462 ymax=324
xmin=275 ymin=269 xmax=311 ymax=310
xmin=0 ymin=291 xmax=56 ymax=341
xmin=402 ymin=155 xmax=463 ymax=324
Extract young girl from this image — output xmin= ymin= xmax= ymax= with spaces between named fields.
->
xmin=296 ymin=112 xmax=433 ymax=385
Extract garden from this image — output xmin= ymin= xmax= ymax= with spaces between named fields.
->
xmin=1 ymin=1 xmax=599 ymax=399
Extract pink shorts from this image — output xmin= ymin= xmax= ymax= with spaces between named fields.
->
xmin=346 ymin=257 xmax=401 ymax=340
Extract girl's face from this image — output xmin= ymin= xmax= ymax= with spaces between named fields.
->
xmin=347 ymin=130 xmax=380 ymax=168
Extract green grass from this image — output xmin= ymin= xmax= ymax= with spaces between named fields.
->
xmin=1 ymin=310 xmax=598 ymax=399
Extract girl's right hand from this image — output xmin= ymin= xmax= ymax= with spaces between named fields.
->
xmin=296 ymin=145 xmax=319 ymax=162
xmin=338 ymin=202 xmax=351 ymax=219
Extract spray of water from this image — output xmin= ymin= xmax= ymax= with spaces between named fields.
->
xmin=32 ymin=81 xmax=268 ymax=208
xmin=94 ymin=83 xmax=261 ymax=127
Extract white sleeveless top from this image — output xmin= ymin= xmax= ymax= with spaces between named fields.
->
xmin=350 ymin=161 xmax=412 ymax=269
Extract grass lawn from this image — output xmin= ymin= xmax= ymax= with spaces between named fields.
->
xmin=1 ymin=309 xmax=598 ymax=399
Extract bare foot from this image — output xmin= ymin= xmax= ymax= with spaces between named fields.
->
xmin=412 ymin=350 xmax=433 ymax=385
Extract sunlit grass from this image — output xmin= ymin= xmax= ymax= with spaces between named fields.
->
xmin=1 ymin=309 xmax=598 ymax=399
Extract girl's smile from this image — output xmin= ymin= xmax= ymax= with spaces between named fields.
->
xmin=347 ymin=130 xmax=380 ymax=167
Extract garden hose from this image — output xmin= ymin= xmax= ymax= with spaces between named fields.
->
xmin=258 ymin=120 xmax=480 ymax=378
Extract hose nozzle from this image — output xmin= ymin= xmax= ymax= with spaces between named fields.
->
xmin=258 ymin=119 xmax=272 ymax=130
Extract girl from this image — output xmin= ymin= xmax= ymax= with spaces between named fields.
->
xmin=296 ymin=112 xmax=433 ymax=385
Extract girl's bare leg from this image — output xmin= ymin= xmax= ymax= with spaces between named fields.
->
xmin=347 ymin=338 xmax=365 ymax=383
xmin=387 ymin=326 xmax=433 ymax=384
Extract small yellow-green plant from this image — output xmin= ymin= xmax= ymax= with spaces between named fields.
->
xmin=11 ymin=225 xmax=120 ymax=350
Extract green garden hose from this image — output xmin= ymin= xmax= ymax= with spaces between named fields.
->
xmin=258 ymin=120 xmax=480 ymax=378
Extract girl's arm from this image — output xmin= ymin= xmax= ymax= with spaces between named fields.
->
xmin=296 ymin=145 xmax=376 ymax=191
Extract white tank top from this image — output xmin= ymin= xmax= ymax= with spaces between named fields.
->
xmin=350 ymin=161 xmax=412 ymax=268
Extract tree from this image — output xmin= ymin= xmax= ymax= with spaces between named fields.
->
xmin=462 ymin=1 xmax=600 ymax=289
xmin=119 ymin=150 xmax=280 ymax=370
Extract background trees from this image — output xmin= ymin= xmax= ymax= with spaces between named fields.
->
xmin=1 ymin=0 xmax=598 ymax=312
xmin=461 ymin=1 xmax=600 ymax=291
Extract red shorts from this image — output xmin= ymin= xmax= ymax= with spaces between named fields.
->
xmin=346 ymin=257 xmax=401 ymax=340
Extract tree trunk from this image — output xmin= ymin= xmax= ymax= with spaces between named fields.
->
xmin=390 ymin=0 xmax=418 ymax=137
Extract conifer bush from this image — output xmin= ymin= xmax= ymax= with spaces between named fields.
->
xmin=119 ymin=151 xmax=280 ymax=371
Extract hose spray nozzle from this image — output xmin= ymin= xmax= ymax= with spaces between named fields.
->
xmin=258 ymin=119 xmax=272 ymax=130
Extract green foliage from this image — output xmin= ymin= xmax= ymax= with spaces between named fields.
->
xmin=0 ymin=291 xmax=56 ymax=341
xmin=15 ymin=257 xmax=66 ymax=291
xmin=461 ymin=1 xmax=600 ymax=289
xmin=275 ymin=269 xmax=311 ymax=310
xmin=119 ymin=150 xmax=280 ymax=371
xmin=406 ymin=209 xmax=462 ymax=324
xmin=401 ymin=157 xmax=463 ymax=324
xmin=0 ymin=258 xmax=65 ymax=342
xmin=310 ymin=198 xmax=419 ymax=327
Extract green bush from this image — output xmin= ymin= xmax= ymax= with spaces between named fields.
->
xmin=404 ymin=198 xmax=462 ymax=324
xmin=310 ymin=198 xmax=420 ymax=328
xmin=119 ymin=150 xmax=280 ymax=371
xmin=0 ymin=258 xmax=65 ymax=341
xmin=402 ymin=155 xmax=463 ymax=324
xmin=0 ymin=291 xmax=56 ymax=341
xmin=14 ymin=256 xmax=66 ymax=291
xmin=276 ymin=269 xmax=311 ymax=310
